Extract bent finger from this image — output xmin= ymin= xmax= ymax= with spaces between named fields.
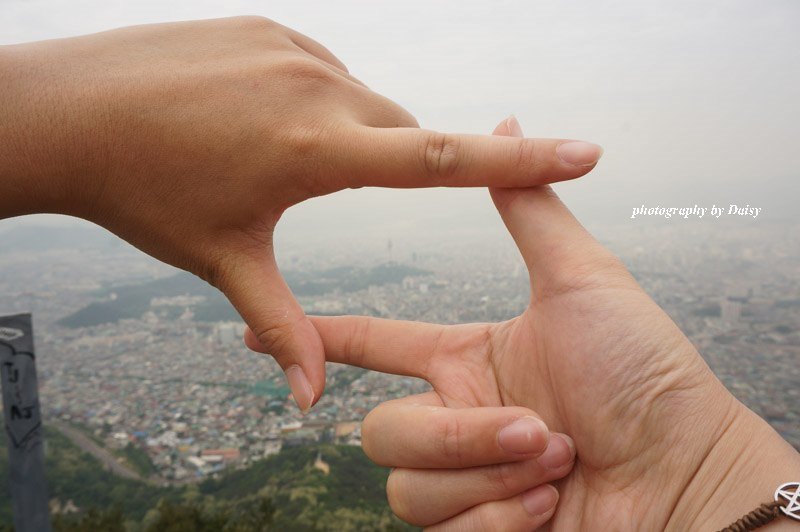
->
xmin=426 ymin=484 xmax=559 ymax=532
xmin=387 ymin=433 xmax=575 ymax=526
xmin=361 ymin=398 xmax=550 ymax=468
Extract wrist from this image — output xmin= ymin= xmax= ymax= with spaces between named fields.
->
xmin=668 ymin=401 xmax=800 ymax=531
xmin=0 ymin=41 xmax=102 ymax=220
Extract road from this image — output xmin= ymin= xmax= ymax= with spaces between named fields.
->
xmin=51 ymin=421 xmax=146 ymax=483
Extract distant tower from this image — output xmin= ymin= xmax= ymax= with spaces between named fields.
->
xmin=387 ymin=238 xmax=393 ymax=262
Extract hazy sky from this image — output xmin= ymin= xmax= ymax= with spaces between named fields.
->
xmin=2 ymin=0 xmax=798 ymax=244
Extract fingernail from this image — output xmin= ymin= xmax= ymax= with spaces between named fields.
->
xmin=522 ymin=485 xmax=559 ymax=516
xmin=498 ymin=416 xmax=548 ymax=455
xmin=556 ymin=141 xmax=603 ymax=166
xmin=537 ymin=433 xmax=576 ymax=469
xmin=285 ymin=364 xmax=315 ymax=413
xmin=505 ymin=115 xmax=524 ymax=137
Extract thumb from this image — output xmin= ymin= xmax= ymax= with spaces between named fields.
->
xmin=217 ymin=254 xmax=324 ymax=413
xmin=489 ymin=117 xmax=631 ymax=294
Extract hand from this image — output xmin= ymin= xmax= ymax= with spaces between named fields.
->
xmin=305 ymin=118 xmax=800 ymax=529
xmin=359 ymin=392 xmax=577 ymax=530
xmin=0 ymin=17 xmax=603 ymax=410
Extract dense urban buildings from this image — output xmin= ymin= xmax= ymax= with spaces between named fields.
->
xmin=0 ymin=220 xmax=797 ymax=484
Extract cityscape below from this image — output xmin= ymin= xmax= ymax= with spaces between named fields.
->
xmin=0 ymin=219 xmax=798 ymax=526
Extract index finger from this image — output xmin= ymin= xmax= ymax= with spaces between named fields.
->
xmin=306 ymin=315 xmax=487 ymax=379
xmin=342 ymin=125 xmax=603 ymax=189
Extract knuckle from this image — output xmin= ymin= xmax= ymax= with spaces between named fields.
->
xmin=485 ymin=462 xmax=518 ymax=495
xmin=513 ymin=138 xmax=539 ymax=174
xmin=420 ymin=132 xmax=461 ymax=181
xmin=342 ymin=317 xmax=372 ymax=368
xmin=278 ymin=57 xmax=338 ymax=91
xmin=254 ymin=320 xmax=295 ymax=356
xmin=286 ymin=123 xmax=325 ymax=158
xmin=230 ymin=15 xmax=276 ymax=31
xmin=434 ymin=411 xmax=465 ymax=465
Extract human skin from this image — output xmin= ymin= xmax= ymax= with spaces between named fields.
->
xmin=0 ymin=17 xmax=602 ymax=411
xmin=295 ymin=120 xmax=800 ymax=530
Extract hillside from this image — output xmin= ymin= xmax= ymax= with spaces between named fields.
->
xmin=58 ymin=263 xmax=430 ymax=328
xmin=0 ymin=426 xmax=177 ymax=527
xmin=197 ymin=445 xmax=407 ymax=530
xmin=0 ymin=424 xmax=412 ymax=531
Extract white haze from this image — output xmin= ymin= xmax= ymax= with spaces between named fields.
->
xmin=2 ymin=0 xmax=798 ymax=248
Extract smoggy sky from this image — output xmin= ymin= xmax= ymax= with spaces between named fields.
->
xmin=2 ymin=0 xmax=798 ymax=243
